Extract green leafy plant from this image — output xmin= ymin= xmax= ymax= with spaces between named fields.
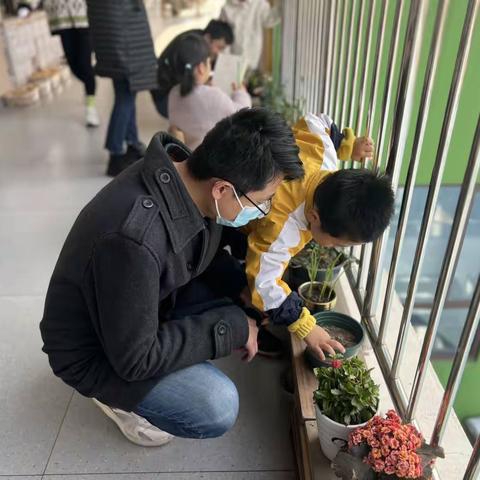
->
xmin=319 ymin=251 xmax=343 ymax=301
xmin=259 ymin=77 xmax=305 ymax=126
xmin=306 ymin=243 xmax=321 ymax=297
xmin=314 ymin=356 xmax=379 ymax=425
xmin=303 ymin=243 xmax=353 ymax=302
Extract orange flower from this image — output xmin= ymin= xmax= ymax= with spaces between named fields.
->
xmin=384 ymin=465 xmax=396 ymax=475
xmin=371 ymin=448 xmax=382 ymax=459
xmin=381 ymin=445 xmax=391 ymax=457
xmin=372 ymin=459 xmax=385 ymax=473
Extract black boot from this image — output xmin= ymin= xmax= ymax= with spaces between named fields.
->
xmin=126 ymin=141 xmax=147 ymax=159
xmin=106 ymin=153 xmax=137 ymax=177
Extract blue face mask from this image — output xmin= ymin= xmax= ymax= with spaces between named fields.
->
xmin=215 ymin=187 xmax=265 ymax=227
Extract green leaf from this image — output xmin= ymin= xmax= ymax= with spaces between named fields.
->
xmin=314 ymin=356 xmax=380 ymax=426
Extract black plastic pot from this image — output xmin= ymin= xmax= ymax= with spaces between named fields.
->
xmin=304 ymin=311 xmax=365 ymax=368
xmin=287 ymin=254 xmax=348 ymax=292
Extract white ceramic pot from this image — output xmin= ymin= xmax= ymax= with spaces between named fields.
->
xmin=315 ymin=404 xmax=370 ymax=461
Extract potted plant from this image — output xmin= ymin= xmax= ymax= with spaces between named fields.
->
xmin=314 ymin=356 xmax=379 ymax=461
xmin=305 ymin=311 xmax=365 ymax=369
xmin=288 ymin=241 xmax=352 ymax=291
xmin=298 ymin=243 xmax=344 ymax=313
xmin=259 ymin=77 xmax=305 ymax=126
xmin=332 ymin=410 xmax=445 ymax=479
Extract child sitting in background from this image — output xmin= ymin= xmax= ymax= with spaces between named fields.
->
xmin=168 ymin=33 xmax=251 ymax=151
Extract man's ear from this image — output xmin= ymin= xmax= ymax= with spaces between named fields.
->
xmin=211 ymin=180 xmax=232 ymax=201
xmin=306 ymin=208 xmax=321 ymax=227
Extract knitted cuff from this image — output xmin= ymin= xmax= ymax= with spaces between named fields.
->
xmin=287 ymin=307 xmax=316 ymax=339
xmin=337 ymin=128 xmax=356 ymax=160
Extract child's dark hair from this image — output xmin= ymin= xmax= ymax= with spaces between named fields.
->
xmin=188 ymin=107 xmax=304 ymax=193
xmin=204 ymin=20 xmax=234 ymax=44
xmin=171 ymin=33 xmax=210 ymax=97
xmin=314 ymin=169 xmax=395 ymax=243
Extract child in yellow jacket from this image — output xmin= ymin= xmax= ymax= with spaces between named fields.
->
xmin=244 ymin=113 xmax=394 ymax=360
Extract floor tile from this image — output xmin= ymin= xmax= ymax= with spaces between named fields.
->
xmin=0 ymin=297 xmax=73 ymax=475
xmin=0 ymin=177 xmax=109 ymax=213
xmin=43 ymin=473 xmax=294 ymax=480
xmin=0 ymin=477 xmax=41 ymax=480
xmin=0 ymin=212 xmax=80 ymax=296
xmin=45 ymin=356 xmax=294 ymax=475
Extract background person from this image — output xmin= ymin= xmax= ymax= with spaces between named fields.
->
xmin=86 ymin=0 xmax=157 ymax=176
xmin=43 ymin=0 xmax=99 ymax=127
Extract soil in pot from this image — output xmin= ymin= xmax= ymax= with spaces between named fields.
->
xmin=322 ymin=324 xmax=357 ymax=349
xmin=305 ymin=312 xmax=365 ymax=368
xmin=303 ymin=283 xmax=335 ymax=303
xmin=298 ymin=282 xmax=337 ymax=313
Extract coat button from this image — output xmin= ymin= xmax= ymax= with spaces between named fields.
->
xmin=159 ymin=172 xmax=171 ymax=183
xmin=218 ymin=324 xmax=227 ymax=335
xmin=142 ymin=198 xmax=154 ymax=209
xmin=187 ymin=262 xmax=193 ymax=271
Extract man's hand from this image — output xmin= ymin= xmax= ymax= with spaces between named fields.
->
xmin=242 ymin=317 xmax=259 ymax=362
xmin=352 ymin=136 xmax=374 ymax=161
xmin=304 ymin=325 xmax=345 ymax=362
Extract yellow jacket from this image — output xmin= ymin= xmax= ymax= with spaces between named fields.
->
xmin=245 ymin=113 xmax=355 ymax=336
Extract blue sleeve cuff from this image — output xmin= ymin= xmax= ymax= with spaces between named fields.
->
xmin=329 ymin=122 xmax=345 ymax=150
xmin=266 ymin=292 xmax=304 ymax=326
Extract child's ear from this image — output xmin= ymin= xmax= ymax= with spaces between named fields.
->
xmin=195 ymin=63 xmax=204 ymax=76
xmin=306 ymin=208 xmax=321 ymax=227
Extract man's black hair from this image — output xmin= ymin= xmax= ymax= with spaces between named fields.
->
xmin=203 ymin=20 xmax=234 ymax=45
xmin=188 ymin=107 xmax=304 ymax=193
xmin=314 ymin=169 xmax=395 ymax=243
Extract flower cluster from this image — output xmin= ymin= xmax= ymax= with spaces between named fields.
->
xmin=331 ymin=359 xmax=343 ymax=369
xmin=349 ymin=410 xmax=424 ymax=479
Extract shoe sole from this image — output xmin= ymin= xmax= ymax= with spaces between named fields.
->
xmin=92 ymin=399 xmax=173 ymax=447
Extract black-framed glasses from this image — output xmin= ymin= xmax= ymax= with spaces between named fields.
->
xmin=237 ymin=189 xmax=272 ymax=217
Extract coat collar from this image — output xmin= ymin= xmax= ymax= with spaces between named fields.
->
xmin=141 ymin=132 xmax=206 ymax=254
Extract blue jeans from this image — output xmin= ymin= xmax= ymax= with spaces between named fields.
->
xmin=133 ymin=362 xmax=239 ymax=438
xmin=132 ymin=252 xmax=247 ymax=439
xmin=105 ymin=78 xmax=139 ymax=155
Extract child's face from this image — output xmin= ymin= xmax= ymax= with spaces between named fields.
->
xmin=307 ymin=209 xmax=361 ymax=248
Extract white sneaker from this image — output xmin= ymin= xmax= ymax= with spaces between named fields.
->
xmin=85 ymin=105 xmax=100 ymax=127
xmin=93 ymin=398 xmax=174 ymax=447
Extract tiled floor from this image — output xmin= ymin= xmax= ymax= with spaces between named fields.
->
xmin=0 ymin=6 xmax=296 ymax=480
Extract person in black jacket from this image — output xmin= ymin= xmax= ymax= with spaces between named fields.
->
xmin=40 ymin=107 xmax=304 ymax=446
xmin=151 ymin=19 xmax=234 ymax=119
xmin=86 ymin=0 xmax=158 ymax=177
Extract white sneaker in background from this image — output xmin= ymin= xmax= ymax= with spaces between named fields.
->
xmin=85 ymin=105 xmax=100 ymax=128
xmin=92 ymin=398 xmax=174 ymax=447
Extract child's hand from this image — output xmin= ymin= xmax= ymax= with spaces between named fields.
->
xmin=352 ymin=136 xmax=374 ymax=161
xmin=304 ymin=325 xmax=345 ymax=361
xmin=232 ymin=82 xmax=246 ymax=92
